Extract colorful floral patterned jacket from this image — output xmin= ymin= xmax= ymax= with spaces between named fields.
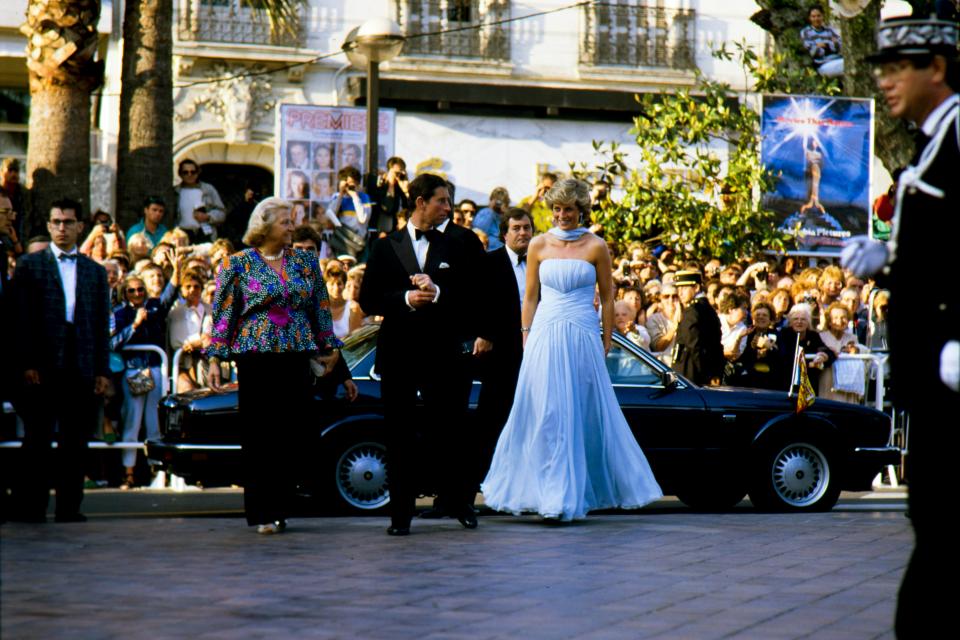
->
xmin=208 ymin=248 xmax=341 ymax=359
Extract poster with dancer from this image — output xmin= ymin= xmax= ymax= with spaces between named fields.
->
xmin=276 ymin=104 xmax=396 ymax=221
xmin=760 ymin=95 xmax=874 ymax=254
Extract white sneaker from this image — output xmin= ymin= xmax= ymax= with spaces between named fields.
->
xmin=256 ymin=520 xmax=286 ymax=535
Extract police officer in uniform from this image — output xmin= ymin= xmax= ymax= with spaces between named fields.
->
xmin=842 ymin=15 xmax=959 ymax=635
xmin=672 ymin=270 xmax=724 ymax=386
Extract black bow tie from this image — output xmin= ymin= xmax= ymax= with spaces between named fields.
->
xmin=58 ymin=253 xmax=78 ymax=261
xmin=517 ymin=253 xmax=527 ymax=264
xmin=415 ymin=228 xmax=442 ymax=242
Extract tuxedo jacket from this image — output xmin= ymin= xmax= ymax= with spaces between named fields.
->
xmin=443 ymin=221 xmax=494 ymax=344
xmin=14 ymin=248 xmax=110 ymax=379
xmin=358 ymin=228 xmax=471 ymax=377
xmin=483 ymin=247 xmax=523 ymax=375
xmin=674 ymin=295 xmax=724 ymax=386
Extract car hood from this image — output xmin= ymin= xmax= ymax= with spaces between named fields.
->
xmin=698 ymin=386 xmax=888 ymax=420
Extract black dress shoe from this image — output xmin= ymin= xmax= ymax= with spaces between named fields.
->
xmin=386 ymin=525 xmax=410 ymax=536
xmin=54 ymin=513 xmax=87 ymax=523
xmin=456 ymin=509 xmax=478 ymax=530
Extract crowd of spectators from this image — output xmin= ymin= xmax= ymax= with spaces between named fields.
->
xmin=0 ymin=153 xmax=892 ymax=489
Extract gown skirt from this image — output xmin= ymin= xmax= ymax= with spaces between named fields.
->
xmin=481 ymin=259 xmax=663 ymax=521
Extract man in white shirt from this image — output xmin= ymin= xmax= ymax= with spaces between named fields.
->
xmin=174 ymin=159 xmax=225 ymax=240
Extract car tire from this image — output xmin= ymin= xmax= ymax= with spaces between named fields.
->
xmin=748 ymin=437 xmax=840 ymax=512
xmin=676 ymin=486 xmax=746 ymax=511
xmin=326 ymin=430 xmax=391 ymax=514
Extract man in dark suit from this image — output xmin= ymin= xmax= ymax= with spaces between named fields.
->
xmin=476 ymin=209 xmax=533 ymax=476
xmin=673 ymin=270 xmax=723 ymax=386
xmin=358 ymin=173 xmax=477 ymax=536
xmin=10 ymin=199 xmax=110 ymax=523
xmin=842 ymin=17 xmax=958 ymax=634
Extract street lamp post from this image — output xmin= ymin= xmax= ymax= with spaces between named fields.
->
xmin=342 ymin=18 xmax=405 ymax=183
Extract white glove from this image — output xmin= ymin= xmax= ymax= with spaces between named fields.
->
xmin=840 ymin=235 xmax=888 ymax=278
xmin=941 ymin=340 xmax=959 ymax=393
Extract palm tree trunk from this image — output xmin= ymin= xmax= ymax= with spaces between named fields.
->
xmin=23 ymin=0 xmax=103 ymax=228
xmin=116 ymin=0 xmax=174 ymax=230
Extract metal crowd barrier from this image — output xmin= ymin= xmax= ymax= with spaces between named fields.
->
xmin=804 ymin=351 xmax=889 ymax=412
xmin=0 ymin=345 xmax=170 ymax=455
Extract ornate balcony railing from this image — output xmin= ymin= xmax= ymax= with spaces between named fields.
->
xmin=177 ymin=0 xmax=305 ymax=48
xmin=580 ymin=1 xmax=696 ymax=71
xmin=394 ymin=0 xmax=511 ymax=62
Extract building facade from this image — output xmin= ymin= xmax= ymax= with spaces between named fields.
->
xmin=1 ymin=0 xmax=768 ymax=215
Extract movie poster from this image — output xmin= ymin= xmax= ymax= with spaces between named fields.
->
xmin=760 ymin=95 xmax=874 ymax=254
xmin=276 ymin=104 xmax=396 ymax=222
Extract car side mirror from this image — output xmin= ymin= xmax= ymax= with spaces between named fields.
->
xmin=661 ymin=370 xmax=679 ymax=389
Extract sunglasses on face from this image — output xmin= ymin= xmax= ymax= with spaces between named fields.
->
xmin=180 ymin=169 xmax=198 ymax=176
xmin=127 ymin=287 xmax=145 ymax=294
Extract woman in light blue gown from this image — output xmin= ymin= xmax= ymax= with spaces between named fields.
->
xmin=481 ymin=179 xmax=663 ymax=521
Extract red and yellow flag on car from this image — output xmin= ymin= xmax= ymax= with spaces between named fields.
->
xmin=795 ymin=347 xmax=816 ymax=413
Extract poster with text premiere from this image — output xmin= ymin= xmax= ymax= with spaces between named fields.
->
xmin=276 ymin=104 xmax=396 ymax=226
xmin=760 ymin=95 xmax=874 ymax=254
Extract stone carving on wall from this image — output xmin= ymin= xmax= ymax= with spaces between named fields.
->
xmin=176 ymin=64 xmax=276 ymax=144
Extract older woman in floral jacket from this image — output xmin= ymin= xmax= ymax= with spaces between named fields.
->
xmin=207 ymin=197 xmax=356 ymax=534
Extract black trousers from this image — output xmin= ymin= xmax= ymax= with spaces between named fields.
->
xmin=380 ymin=355 xmax=473 ymax=525
xmin=14 ymin=359 xmax=97 ymax=519
xmin=235 ymin=352 xmax=311 ymax=526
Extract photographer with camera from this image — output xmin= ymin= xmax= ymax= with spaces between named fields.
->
xmin=472 ymin=186 xmax=511 ymax=252
xmin=80 ymin=210 xmax=126 ymax=262
xmin=519 ymin=172 xmax=558 ymax=233
xmin=372 ymin=156 xmax=410 ymax=236
xmin=324 ymin=166 xmax=372 ymax=260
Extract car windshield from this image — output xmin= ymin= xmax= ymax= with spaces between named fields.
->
xmin=341 ymin=324 xmax=379 ymax=371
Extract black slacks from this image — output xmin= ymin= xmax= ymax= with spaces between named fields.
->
xmin=380 ymin=354 xmax=473 ymax=525
xmin=235 ymin=352 xmax=311 ymax=526
xmin=15 ymin=366 xmax=97 ymax=519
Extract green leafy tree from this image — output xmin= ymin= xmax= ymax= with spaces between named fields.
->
xmin=577 ymin=43 xmax=839 ymax=264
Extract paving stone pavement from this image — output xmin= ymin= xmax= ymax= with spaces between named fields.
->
xmin=2 ymin=511 xmax=911 ymax=639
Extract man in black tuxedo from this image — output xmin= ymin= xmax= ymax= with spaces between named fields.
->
xmin=358 ymin=174 xmax=477 ymax=536
xmin=673 ymin=270 xmax=723 ymax=386
xmin=10 ymin=199 xmax=110 ymax=523
xmin=476 ymin=209 xmax=533 ymax=476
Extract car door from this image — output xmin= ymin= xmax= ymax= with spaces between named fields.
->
xmin=605 ymin=340 xmax=709 ymax=487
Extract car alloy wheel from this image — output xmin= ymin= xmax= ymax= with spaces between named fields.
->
xmin=335 ymin=441 xmax=390 ymax=511
xmin=770 ymin=442 xmax=830 ymax=508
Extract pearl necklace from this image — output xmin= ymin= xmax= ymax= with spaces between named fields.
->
xmin=259 ymin=248 xmax=284 ymax=261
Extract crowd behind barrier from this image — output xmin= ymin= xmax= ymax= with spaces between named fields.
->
xmin=0 ymin=156 xmax=903 ymax=491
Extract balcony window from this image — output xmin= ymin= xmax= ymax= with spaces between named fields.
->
xmin=177 ymin=0 xmax=304 ymax=47
xmin=580 ymin=1 xmax=696 ymax=71
xmin=395 ymin=0 xmax=511 ymax=62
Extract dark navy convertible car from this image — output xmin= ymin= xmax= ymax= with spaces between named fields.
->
xmin=147 ymin=325 xmax=900 ymax=513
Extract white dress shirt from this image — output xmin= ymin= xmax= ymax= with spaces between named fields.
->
xmin=50 ymin=243 xmax=78 ymax=323
xmin=168 ymin=300 xmax=209 ymax=350
xmin=505 ymin=245 xmax=526 ymax=303
xmin=177 ymin=187 xmax=204 ymax=229
xmin=404 ymin=222 xmax=440 ymax=309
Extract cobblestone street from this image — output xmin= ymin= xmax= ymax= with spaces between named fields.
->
xmin=2 ymin=509 xmax=911 ymax=639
